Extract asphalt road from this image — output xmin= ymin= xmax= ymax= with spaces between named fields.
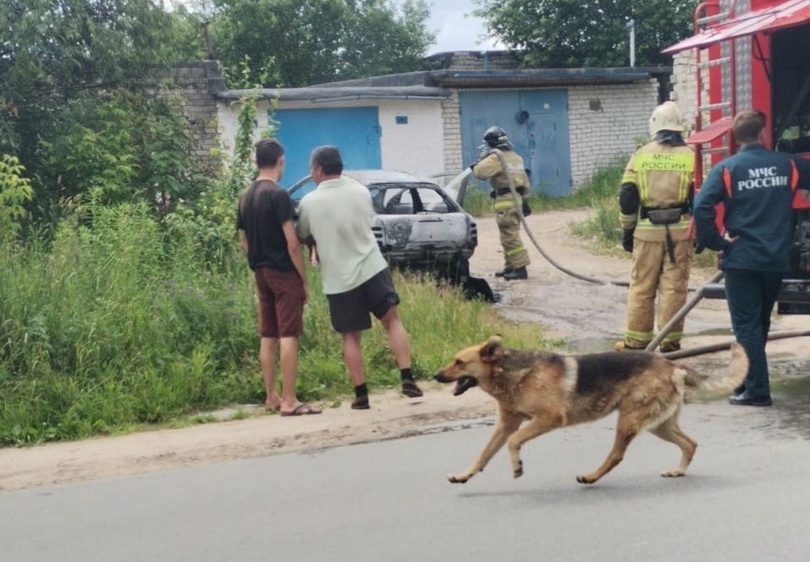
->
xmin=3 ymin=399 xmax=810 ymax=562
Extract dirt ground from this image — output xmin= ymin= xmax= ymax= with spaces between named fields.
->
xmin=2 ymin=209 xmax=808 ymax=492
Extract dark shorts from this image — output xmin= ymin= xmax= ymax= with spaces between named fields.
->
xmin=327 ymin=269 xmax=400 ymax=333
xmin=254 ymin=267 xmax=305 ymax=338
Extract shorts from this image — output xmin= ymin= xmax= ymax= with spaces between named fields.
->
xmin=254 ymin=267 xmax=305 ymax=338
xmin=327 ymin=269 xmax=400 ymax=333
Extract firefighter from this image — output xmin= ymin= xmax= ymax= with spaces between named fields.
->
xmin=471 ymin=125 xmax=532 ymax=281
xmin=616 ymin=101 xmax=695 ymax=353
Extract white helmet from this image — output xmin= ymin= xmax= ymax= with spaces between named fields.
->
xmin=649 ymin=101 xmax=684 ymax=137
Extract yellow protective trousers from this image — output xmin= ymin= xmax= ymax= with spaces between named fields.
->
xmin=494 ymin=195 xmax=530 ymax=269
xmin=624 ymin=238 xmax=692 ymax=347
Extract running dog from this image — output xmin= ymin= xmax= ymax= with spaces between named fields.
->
xmin=433 ymin=336 xmax=747 ymax=485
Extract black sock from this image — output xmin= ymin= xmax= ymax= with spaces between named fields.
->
xmin=354 ymin=383 xmax=368 ymax=397
xmin=400 ymin=368 xmax=414 ymax=382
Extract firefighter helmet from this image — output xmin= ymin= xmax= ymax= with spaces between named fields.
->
xmin=483 ymin=126 xmax=511 ymax=148
xmin=648 ymin=101 xmax=684 ymax=137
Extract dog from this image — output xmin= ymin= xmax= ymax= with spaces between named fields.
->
xmin=433 ymin=336 xmax=747 ymax=485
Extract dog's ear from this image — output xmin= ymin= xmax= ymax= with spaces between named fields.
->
xmin=480 ymin=335 xmax=503 ymax=363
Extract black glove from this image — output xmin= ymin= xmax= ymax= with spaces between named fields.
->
xmin=489 ymin=190 xmax=496 ymax=199
xmin=621 ymin=229 xmax=635 ymax=253
xmin=469 ymin=163 xmax=477 ymax=172
xmin=522 ymin=200 xmax=532 ymax=216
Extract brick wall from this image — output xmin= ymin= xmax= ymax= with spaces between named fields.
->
xmin=175 ymin=61 xmax=662 ymax=190
xmin=671 ymin=50 xmax=698 ymax=134
xmin=166 ymin=61 xmax=223 ymax=173
xmin=567 ymin=80 xmax=659 ymax=186
xmin=435 ymin=81 xmax=660 ymax=189
xmin=441 ymin=91 xmax=463 ymax=173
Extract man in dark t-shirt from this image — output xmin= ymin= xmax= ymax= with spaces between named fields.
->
xmin=236 ymin=138 xmax=320 ymax=416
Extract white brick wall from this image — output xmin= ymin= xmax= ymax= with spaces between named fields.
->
xmin=671 ymin=50 xmax=699 ymax=134
xmin=441 ymin=91 xmax=463 ymax=173
xmin=567 ymin=80 xmax=659 ymax=187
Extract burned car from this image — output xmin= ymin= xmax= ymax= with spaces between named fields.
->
xmin=287 ymin=170 xmax=477 ymax=274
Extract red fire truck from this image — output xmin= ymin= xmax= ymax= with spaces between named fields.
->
xmin=664 ymin=0 xmax=810 ymax=312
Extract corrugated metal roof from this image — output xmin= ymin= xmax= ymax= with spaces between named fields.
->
xmin=216 ymin=85 xmax=450 ymax=102
xmin=215 ymin=68 xmax=668 ymax=101
xmin=430 ymin=68 xmax=667 ymax=88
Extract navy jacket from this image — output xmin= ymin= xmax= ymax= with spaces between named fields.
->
xmin=693 ymin=143 xmax=810 ymax=271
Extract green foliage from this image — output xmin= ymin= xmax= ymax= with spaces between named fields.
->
xmin=0 ymin=200 xmax=546 ymax=445
xmin=569 ymin=160 xmax=630 ymax=247
xmin=0 ymin=0 xmax=205 ymax=225
xmin=208 ymin=0 xmax=435 ymax=87
xmin=474 ymin=0 xmax=698 ymax=68
xmin=36 ymin=89 xmax=204 ymax=218
xmin=461 ymin=181 xmax=493 ymax=217
xmin=164 ymin=65 xmax=274 ymax=270
xmin=0 ymin=154 xmax=33 ymax=242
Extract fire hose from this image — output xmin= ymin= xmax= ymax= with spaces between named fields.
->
xmin=481 ymin=148 xmax=810 ymax=357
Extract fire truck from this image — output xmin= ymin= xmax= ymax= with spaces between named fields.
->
xmin=663 ymin=0 xmax=810 ymax=313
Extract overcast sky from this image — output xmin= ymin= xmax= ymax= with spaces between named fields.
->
xmin=425 ymin=0 xmax=504 ymax=54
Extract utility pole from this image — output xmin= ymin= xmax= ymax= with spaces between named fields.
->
xmin=626 ymin=19 xmax=636 ymax=67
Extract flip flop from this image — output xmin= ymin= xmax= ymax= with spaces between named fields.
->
xmin=280 ymin=403 xmax=322 ymax=417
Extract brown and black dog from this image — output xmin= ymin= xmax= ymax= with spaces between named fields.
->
xmin=434 ymin=336 xmax=747 ymax=485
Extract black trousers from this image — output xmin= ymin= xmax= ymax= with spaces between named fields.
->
xmin=724 ymin=269 xmax=784 ymax=397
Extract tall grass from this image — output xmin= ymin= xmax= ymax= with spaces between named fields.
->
xmin=0 ymin=203 xmax=546 ymax=445
xmin=566 ymin=159 xmax=718 ymax=267
xmin=568 ymin=160 xmax=625 ymax=249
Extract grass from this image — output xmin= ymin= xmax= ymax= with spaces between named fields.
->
xmin=0 ymin=160 xmax=718 ymax=446
xmin=0 ymin=203 xmax=547 ymax=446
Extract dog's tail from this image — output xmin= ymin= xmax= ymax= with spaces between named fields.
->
xmin=683 ymin=342 xmax=748 ymax=394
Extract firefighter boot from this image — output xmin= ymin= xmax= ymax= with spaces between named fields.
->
xmin=503 ymin=266 xmax=528 ymax=281
xmin=494 ymin=268 xmax=513 ymax=277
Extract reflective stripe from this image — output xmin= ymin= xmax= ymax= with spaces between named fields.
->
xmin=722 ymin=167 xmax=732 ymax=198
xmin=494 ymin=200 xmax=519 ymax=211
xmin=660 ymin=332 xmax=683 ymax=343
xmin=619 ymin=212 xmax=637 ymax=230
xmin=625 ymin=329 xmax=654 ymax=341
xmin=634 ymin=153 xmax=694 ymax=172
xmin=790 ymin=160 xmax=800 ymax=192
xmin=621 ymin=169 xmax=636 ymax=184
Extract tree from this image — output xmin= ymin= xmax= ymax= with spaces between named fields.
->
xmin=207 ymin=0 xmax=435 ymax=87
xmin=474 ymin=0 xmax=698 ymax=68
xmin=0 ymin=0 xmax=202 ymax=224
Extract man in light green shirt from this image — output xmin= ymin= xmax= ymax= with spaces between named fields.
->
xmin=296 ymin=146 xmax=423 ymax=409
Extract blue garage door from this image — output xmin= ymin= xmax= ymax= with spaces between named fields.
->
xmin=460 ymin=90 xmax=572 ymax=196
xmin=272 ymin=107 xmax=382 ymax=186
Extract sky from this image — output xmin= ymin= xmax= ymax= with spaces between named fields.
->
xmin=424 ymin=0 xmax=504 ymax=54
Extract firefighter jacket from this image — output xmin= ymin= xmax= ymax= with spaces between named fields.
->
xmin=693 ymin=143 xmax=810 ymax=271
xmin=473 ymin=150 xmax=530 ymax=196
xmin=619 ymin=141 xmax=694 ymax=243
